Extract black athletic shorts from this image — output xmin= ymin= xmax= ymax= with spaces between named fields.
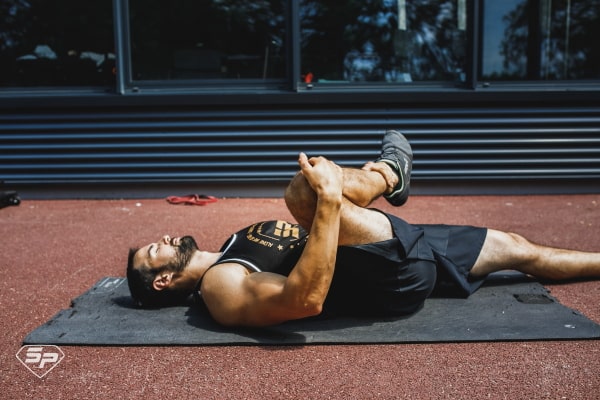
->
xmin=322 ymin=211 xmax=488 ymax=317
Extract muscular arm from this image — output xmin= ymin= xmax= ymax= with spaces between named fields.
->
xmin=282 ymin=153 xmax=343 ymax=316
xmin=202 ymin=153 xmax=343 ymax=327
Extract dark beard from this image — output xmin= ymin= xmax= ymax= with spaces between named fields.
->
xmin=167 ymin=235 xmax=198 ymax=272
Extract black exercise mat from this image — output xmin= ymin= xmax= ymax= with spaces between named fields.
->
xmin=24 ymin=274 xmax=600 ymax=345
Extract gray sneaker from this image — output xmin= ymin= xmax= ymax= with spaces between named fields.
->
xmin=375 ymin=130 xmax=413 ymax=206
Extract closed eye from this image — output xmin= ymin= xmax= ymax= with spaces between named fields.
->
xmin=148 ymin=244 xmax=159 ymax=259
xmin=147 ymin=244 xmax=154 ymax=259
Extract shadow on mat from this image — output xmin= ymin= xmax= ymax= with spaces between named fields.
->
xmin=111 ymin=295 xmax=383 ymax=344
xmin=112 ymin=296 xmax=140 ymax=309
xmin=182 ymin=303 xmax=399 ymax=344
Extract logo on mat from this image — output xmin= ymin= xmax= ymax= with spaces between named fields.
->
xmin=16 ymin=345 xmax=65 ymax=378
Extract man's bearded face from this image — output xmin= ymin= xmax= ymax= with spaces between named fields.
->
xmin=166 ymin=235 xmax=198 ymax=272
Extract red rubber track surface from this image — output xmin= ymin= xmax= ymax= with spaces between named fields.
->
xmin=2 ymin=195 xmax=599 ymax=399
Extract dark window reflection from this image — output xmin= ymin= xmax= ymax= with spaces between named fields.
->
xmin=482 ymin=0 xmax=600 ymax=80
xmin=0 ymin=0 xmax=115 ymax=87
xmin=300 ymin=0 xmax=468 ymax=84
xmin=129 ymin=0 xmax=286 ymax=81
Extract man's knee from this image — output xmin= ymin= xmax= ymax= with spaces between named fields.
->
xmin=285 ymin=172 xmax=317 ymax=227
xmin=285 ymin=172 xmax=311 ymax=208
xmin=472 ymin=230 xmax=539 ymax=276
xmin=501 ymin=231 xmax=540 ymax=264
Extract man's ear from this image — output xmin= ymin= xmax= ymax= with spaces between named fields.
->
xmin=152 ymin=272 xmax=174 ymax=291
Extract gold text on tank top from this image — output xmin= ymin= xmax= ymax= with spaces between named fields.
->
xmin=246 ymin=221 xmax=301 ymax=251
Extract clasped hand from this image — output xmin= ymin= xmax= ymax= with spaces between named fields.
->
xmin=297 ymin=153 xmax=343 ymax=201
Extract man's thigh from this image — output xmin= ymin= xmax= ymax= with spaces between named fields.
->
xmin=339 ymin=203 xmax=393 ymax=246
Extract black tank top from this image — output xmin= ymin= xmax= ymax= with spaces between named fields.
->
xmin=193 ymin=220 xmax=308 ymax=304
xmin=214 ymin=220 xmax=309 ymax=275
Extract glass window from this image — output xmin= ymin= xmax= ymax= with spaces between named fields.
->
xmin=0 ymin=0 xmax=115 ymax=88
xmin=300 ymin=0 xmax=468 ymax=85
xmin=129 ymin=0 xmax=286 ymax=82
xmin=482 ymin=0 xmax=600 ymax=81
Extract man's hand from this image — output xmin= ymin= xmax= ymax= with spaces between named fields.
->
xmin=361 ymin=161 xmax=398 ymax=195
xmin=298 ymin=153 xmax=343 ymax=202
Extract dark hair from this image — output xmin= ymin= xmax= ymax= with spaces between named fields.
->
xmin=126 ymin=248 xmax=191 ymax=308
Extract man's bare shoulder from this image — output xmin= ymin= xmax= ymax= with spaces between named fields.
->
xmin=198 ymin=262 xmax=291 ymax=327
xmin=201 ymin=262 xmax=250 ymax=295
xmin=197 ymin=263 xmax=250 ymax=325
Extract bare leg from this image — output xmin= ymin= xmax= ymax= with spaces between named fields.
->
xmin=285 ymin=164 xmax=394 ymax=246
xmin=470 ymin=229 xmax=600 ymax=280
xmin=341 ymin=165 xmax=395 ymax=207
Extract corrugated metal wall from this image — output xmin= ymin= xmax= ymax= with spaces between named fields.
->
xmin=1 ymin=104 xmax=599 ymax=197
